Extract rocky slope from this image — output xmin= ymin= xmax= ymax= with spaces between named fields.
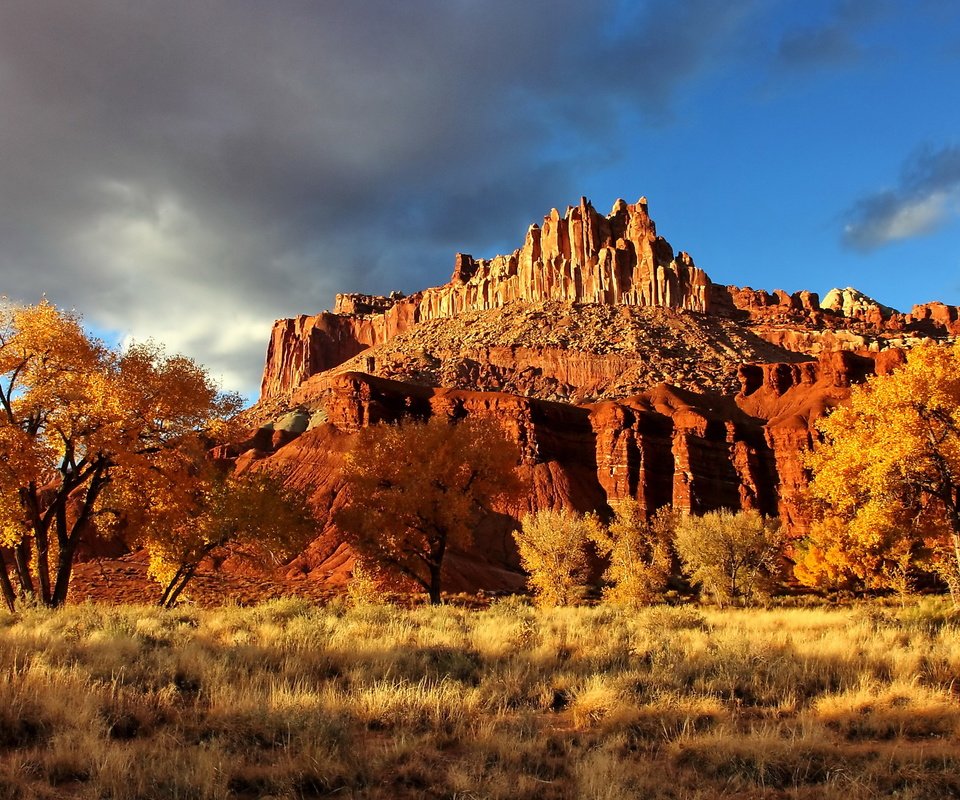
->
xmin=231 ymin=350 xmax=904 ymax=589
xmin=261 ymin=196 xmax=711 ymax=402
xmin=261 ymin=198 xmax=958 ymax=406
xmin=298 ymin=301 xmax=810 ymax=404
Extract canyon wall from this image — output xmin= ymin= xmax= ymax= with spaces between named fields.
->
xmin=234 ymin=350 xmax=902 ymax=587
xmin=260 ymin=194 xmax=959 ymax=405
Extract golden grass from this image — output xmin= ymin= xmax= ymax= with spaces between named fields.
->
xmin=0 ymin=598 xmax=958 ymax=799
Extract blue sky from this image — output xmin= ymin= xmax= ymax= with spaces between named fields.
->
xmin=0 ymin=1 xmax=957 ymax=400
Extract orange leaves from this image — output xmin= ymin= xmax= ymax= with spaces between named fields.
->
xmin=138 ymin=465 xmax=318 ymax=604
xmin=336 ymin=416 xmax=523 ymax=603
xmin=0 ymin=299 xmax=243 ymax=606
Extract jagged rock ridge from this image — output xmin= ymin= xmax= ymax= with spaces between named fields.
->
xmin=261 ymin=197 xmax=711 ymax=402
xmin=260 ymin=197 xmax=958 ymax=405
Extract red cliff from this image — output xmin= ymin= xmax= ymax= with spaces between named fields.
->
xmin=235 ymin=348 xmax=906 ymax=589
xmin=241 ymin=192 xmax=960 ymax=593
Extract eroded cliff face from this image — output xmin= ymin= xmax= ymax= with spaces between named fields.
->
xmin=231 ymin=350 xmax=904 ymax=589
xmin=240 ymin=192 xmax=960 ymax=592
xmin=260 ymin=197 xmax=712 ymax=402
xmin=285 ymin=302 xmax=812 ymax=407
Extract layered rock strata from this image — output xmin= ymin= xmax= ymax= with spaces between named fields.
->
xmin=261 ymin=196 xmax=958 ymax=405
xmin=260 ymin=197 xmax=711 ymax=402
xmin=291 ymin=302 xmax=810 ymax=406
xmin=234 ymin=349 xmax=897 ymax=588
xmin=243 ymin=192 xmax=960 ymax=592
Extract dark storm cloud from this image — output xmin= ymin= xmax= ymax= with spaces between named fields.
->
xmin=775 ymin=0 xmax=887 ymax=69
xmin=778 ymin=25 xmax=861 ymax=67
xmin=842 ymin=144 xmax=960 ymax=251
xmin=0 ymin=0 xmax=756 ymax=397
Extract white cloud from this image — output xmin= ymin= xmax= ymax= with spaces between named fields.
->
xmin=880 ymin=190 xmax=952 ymax=241
xmin=842 ymin=145 xmax=960 ymax=251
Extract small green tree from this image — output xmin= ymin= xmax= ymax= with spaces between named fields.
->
xmin=591 ymin=501 xmax=674 ymax=607
xmin=673 ymin=509 xmax=784 ymax=607
xmin=513 ymin=508 xmax=594 ymax=607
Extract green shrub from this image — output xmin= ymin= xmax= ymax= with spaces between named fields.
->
xmin=673 ymin=509 xmax=784 ymax=607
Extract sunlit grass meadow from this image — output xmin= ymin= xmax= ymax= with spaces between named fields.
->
xmin=1 ymin=598 xmax=959 ymax=799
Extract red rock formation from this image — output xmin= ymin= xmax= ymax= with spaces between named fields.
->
xmin=260 ymin=302 xmax=419 ymax=402
xmin=416 ymin=197 xmax=710 ymax=320
xmin=259 ymin=194 xmax=959 ymax=405
xmin=908 ymin=302 xmax=960 ymax=335
xmin=711 ymin=285 xmax=824 ymax=321
xmin=238 ymin=348 xmax=904 ymax=589
xmin=260 ymin=197 xmax=712 ymax=402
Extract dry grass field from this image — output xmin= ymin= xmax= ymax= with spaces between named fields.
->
xmin=1 ymin=597 xmax=959 ymax=799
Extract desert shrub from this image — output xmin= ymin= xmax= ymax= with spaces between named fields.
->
xmin=673 ymin=509 xmax=784 ymax=607
xmin=513 ymin=509 xmax=594 ymax=607
xmin=346 ymin=556 xmax=389 ymax=609
xmin=591 ymin=501 xmax=674 ymax=607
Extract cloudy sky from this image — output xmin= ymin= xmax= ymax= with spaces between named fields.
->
xmin=1 ymin=1 xmax=958 ymax=400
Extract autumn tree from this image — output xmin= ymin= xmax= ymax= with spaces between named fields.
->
xmin=0 ymin=300 xmax=241 ymax=609
xmin=335 ymin=415 xmax=522 ymax=605
xmin=513 ymin=508 xmax=595 ymax=607
xmin=591 ymin=500 xmax=674 ymax=607
xmin=673 ymin=509 xmax=784 ymax=607
xmin=802 ymin=341 xmax=960 ymax=601
xmin=126 ymin=465 xmax=318 ymax=608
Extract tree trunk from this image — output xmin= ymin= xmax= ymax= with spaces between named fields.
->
xmin=49 ymin=464 xmax=110 ymax=608
xmin=428 ymin=564 xmax=443 ymax=605
xmin=50 ymin=542 xmax=77 ymax=607
xmin=13 ymin=539 xmax=35 ymax=601
xmin=427 ymin=533 xmax=447 ymax=605
xmin=0 ymin=551 xmax=16 ymax=612
xmin=35 ymin=526 xmax=52 ymax=605
xmin=160 ymin=562 xmax=200 ymax=609
xmin=158 ymin=564 xmax=190 ymax=608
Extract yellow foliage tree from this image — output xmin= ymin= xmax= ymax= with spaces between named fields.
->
xmin=0 ymin=300 xmax=241 ymax=609
xmin=802 ymin=341 xmax=960 ymax=601
xmin=591 ymin=500 xmax=674 ymax=607
xmin=335 ymin=416 xmax=522 ymax=605
xmin=129 ymin=465 xmax=318 ymax=608
xmin=514 ymin=508 xmax=596 ymax=607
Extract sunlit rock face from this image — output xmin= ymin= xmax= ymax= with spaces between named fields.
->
xmin=259 ymin=195 xmax=959 ymax=406
xmin=231 ymin=349 xmax=903 ymax=589
xmin=259 ymin=197 xmax=712 ymax=403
